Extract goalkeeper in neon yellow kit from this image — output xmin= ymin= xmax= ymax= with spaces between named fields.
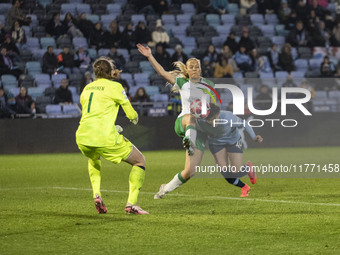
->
xmin=76 ymin=57 xmax=148 ymax=214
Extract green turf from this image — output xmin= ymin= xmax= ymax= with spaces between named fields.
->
xmin=1 ymin=147 xmax=340 ymax=254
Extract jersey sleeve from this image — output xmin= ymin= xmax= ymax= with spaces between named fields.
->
xmin=112 ymin=82 xmax=138 ymax=120
xmin=174 ymin=77 xmax=188 ymax=89
xmin=229 ymin=113 xmax=256 ymax=140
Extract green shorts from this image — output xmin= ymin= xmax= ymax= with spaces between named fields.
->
xmin=174 ymin=116 xmax=206 ymax=152
xmin=77 ymin=135 xmax=133 ymax=164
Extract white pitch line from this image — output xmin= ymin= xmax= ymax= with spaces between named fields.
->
xmin=51 ymin=187 xmax=340 ymax=207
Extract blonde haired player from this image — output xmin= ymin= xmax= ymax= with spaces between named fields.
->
xmin=137 ymin=43 xmax=215 ymax=199
xmin=76 ymin=57 xmax=148 ymax=214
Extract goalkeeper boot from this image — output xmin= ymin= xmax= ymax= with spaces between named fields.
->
xmin=182 ymin=136 xmax=194 ymax=156
xmin=247 ymin=161 xmax=257 ymax=184
xmin=125 ymin=203 xmax=149 ymax=215
xmin=94 ymin=194 xmax=107 ymax=214
xmin=154 ymin=184 xmax=167 ymax=199
xmin=240 ymin=184 xmax=250 ymax=197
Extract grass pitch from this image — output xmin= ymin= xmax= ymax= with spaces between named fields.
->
xmin=1 ymin=147 xmax=340 ymax=254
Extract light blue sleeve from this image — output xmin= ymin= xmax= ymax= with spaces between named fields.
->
xmin=221 ymin=111 xmax=256 ymax=139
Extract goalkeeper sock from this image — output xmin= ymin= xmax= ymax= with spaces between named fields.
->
xmin=164 ymin=172 xmax=187 ymax=192
xmin=127 ymin=165 xmax=145 ymax=205
xmin=185 ymin=125 xmax=197 ymax=146
xmin=88 ymin=158 xmax=102 ymax=198
xmin=225 ymin=178 xmax=245 ymax=188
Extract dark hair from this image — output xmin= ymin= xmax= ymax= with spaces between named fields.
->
xmin=206 ymin=103 xmax=220 ymax=120
xmin=93 ymin=56 xmax=120 ymax=80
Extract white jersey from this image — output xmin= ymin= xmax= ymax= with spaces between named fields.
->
xmin=174 ymin=77 xmax=215 ymax=118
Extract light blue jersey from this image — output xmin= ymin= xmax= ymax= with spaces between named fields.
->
xmin=196 ymin=111 xmax=256 ymax=146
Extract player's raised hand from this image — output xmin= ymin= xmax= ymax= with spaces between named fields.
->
xmin=253 ymin=135 xmax=263 ymax=143
xmin=137 ymin=43 xmax=152 ymax=58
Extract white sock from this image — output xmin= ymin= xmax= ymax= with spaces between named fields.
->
xmin=164 ymin=173 xmax=186 ymax=192
xmin=185 ymin=127 xmax=197 ymax=146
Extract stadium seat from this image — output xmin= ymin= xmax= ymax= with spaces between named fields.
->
xmin=134 ymin=73 xmax=150 ymax=84
xmin=181 ymin=3 xmax=195 ymax=14
xmin=61 ymin=3 xmax=77 ymax=15
xmin=272 ymin=36 xmax=285 ymax=46
xmin=211 ymin=36 xmax=225 ymax=48
xmin=260 ymin=72 xmax=274 ymax=78
xmin=28 ymin=87 xmax=45 ymax=99
xmin=131 ymin=14 xmax=146 ymax=26
xmin=107 ymin=3 xmax=122 ymax=14
xmin=265 ymin=14 xmax=279 ymax=25
xmin=260 ymin=24 xmax=275 ymax=37
xmin=228 ymin=3 xmax=239 ymax=15
xmin=26 ymin=37 xmax=40 ymax=49
xmin=86 ymin=14 xmax=99 ymax=24
xmin=139 ymin=61 xmax=155 ymax=75
xmin=0 ymin=3 xmax=11 ymax=15
xmin=153 ymin=94 xmax=169 ymax=102
xmin=51 ymin=73 xmax=67 ymax=87
xmin=120 ymin=73 xmax=134 ymax=85
xmin=31 ymin=49 xmax=45 ymax=61
xmin=298 ymin=47 xmax=312 ymax=59
xmin=1 ymin=75 xmax=17 ymax=87
xmin=46 ymin=104 xmax=62 ymax=115
xmin=275 ymin=71 xmax=289 ymax=79
xmin=26 ymin=14 xmax=38 ymax=27
xmin=63 ymin=104 xmax=79 ymax=114
xmin=329 ymin=90 xmax=340 ymax=99
xmin=26 ymin=61 xmax=42 ymax=76
xmin=172 ymin=25 xmax=187 ymax=38
xmin=40 ymin=37 xmax=56 ymax=49
xmin=221 ymin=14 xmax=235 ymax=25
xmin=9 ymin=87 xmax=20 ymax=97
xmin=88 ymin=48 xmax=97 ymax=60
xmin=162 ymin=14 xmax=176 ymax=26
xmin=145 ymin=86 xmax=160 ymax=97
xmin=290 ymin=71 xmax=306 ymax=78
xmin=101 ymin=14 xmax=118 ymax=27
xmin=250 ymin=14 xmax=264 ymax=25
xmin=216 ymin=25 xmax=232 ymax=38
xmin=181 ymin=36 xmax=196 ymax=48
xmin=315 ymin=91 xmax=328 ymax=99
xmin=309 ymin=58 xmax=323 ymax=70
xmin=98 ymin=48 xmax=110 ymax=57
xmin=206 ymin=14 xmax=220 ymax=26
xmin=76 ymin=4 xmax=91 ymax=15
xmin=176 ymin=14 xmax=191 ymax=25
xmin=73 ymin=37 xmax=88 ymax=50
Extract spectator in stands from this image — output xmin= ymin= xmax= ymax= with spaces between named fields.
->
xmin=132 ymin=87 xmax=151 ymax=103
xmin=2 ymin=34 xmax=21 ymax=62
xmin=240 ymin=0 xmax=258 ymax=15
xmin=74 ymin=46 xmax=91 ymax=74
xmin=238 ymin=27 xmax=255 ymax=53
xmin=54 ymin=78 xmax=73 ymax=104
xmin=152 ymin=0 xmax=169 ymax=15
xmin=107 ymin=47 xmax=126 ymax=71
xmin=133 ymin=21 xmax=152 ymax=46
xmin=57 ymin=46 xmax=81 ymax=76
xmin=267 ymin=43 xmax=280 ymax=72
xmin=104 ymin=20 xmax=121 ymax=49
xmin=212 ymin=0 xmax=229 ymax=14
xmin=257 ymin=0 xmax=280 ymax=15
xmin=278 ymin=0 xmax=291 ymax=26
xmin=11 ymin=20 xmax=26 ymax=49
xmin=133 ymin=0 xmax=156 ymax=15
xmin=278 ymin=43 xmax=295 ymax=72
xmin=89 ymin=22 xmax=105 ymax=50
xmin=171 ymin=44 xmax=188 ymax=63
xmin=202 ymin=56 xmax=214 ymax=77
xmin=15 ymin=86 xmax=36 ymax=115
xmin=223 ymin=31 xmax=238 ymax=54
xmin=332 ymin=22 xmax=340 ymax=45
xmin=0 ymin=22 xmax=5 ymax=45
xmin=0 ymin=46 xmax=22 ymax=79
xmin=287 ymin=20 xmax=310 ymax=47
xmin=42 ymin=46 xmax=58 ymax=76
xmin=250 ymin=49 xmax=270 ymax=72
xmin=233 ymin=46 xmax=253 ymax=72
xmin=282 ymin=74 xmax=297 ymax=88
xmin=63 ymin=12 xmax=83 ymax=38
xmin=77 ymin=13 xmax=93 ymax=39
xmin=153 ymin=43 xmax=171 ymax=71
xmin=308 ymin=0 xmax=325 ymax=19
xmin=286 ymin=10 xmax=298 ymax=29
xmin=204 ymin=44 xmax=219 ymax=67
xmin=219 ymin=45 xmax=239 ymax=72
xmin=214 ymin=56 xmax=233 ymax=78
xmin=320 ymin=56 xmax=335 ymax=77
xmin=45 ymin=13 xmax=66 ymax=39
xmin=151 ymin=19 xmax=170 ymax=48
xmin=5 ymin=0 xmax=31 ymax=30
xmin=79 ymin=71 xmax=93 ymax=94
xmin=0 ymin=87 xmax=16 ymax=118
xmin=254 ymin=85 xmax=272 ymax=110
xmin=120 ymin=23 xmax=134 ymax=51
xmin=196 ymin=0 xmax=216 ymax=14
xmin=295 ymin=0 xmax=309 ymax=21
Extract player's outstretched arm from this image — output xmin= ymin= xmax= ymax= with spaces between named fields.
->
xmin=137 ymin=43 xmax=175 ymax=85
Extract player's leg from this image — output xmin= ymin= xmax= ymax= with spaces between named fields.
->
xmin=181 ymin=114 xmax=197 ymax=156
xmin=124 ymin=144 xmax=147 ymax=211
xmin=155 ymin=140 xmax=205 ymax=199
xmin=78 ymin=144 xmax=107 ymax=213
xmin=228 ymin=152 xmax=251 ymax=197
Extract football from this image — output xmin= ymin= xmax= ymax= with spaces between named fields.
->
xmin=190 ymin=99 xmax=210 ymax=119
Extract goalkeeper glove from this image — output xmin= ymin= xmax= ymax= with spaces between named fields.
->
xmin=115 ymin=125 xmax=123 ymax=134
xmin=130 ymin=115 xmax=138 ymax=125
